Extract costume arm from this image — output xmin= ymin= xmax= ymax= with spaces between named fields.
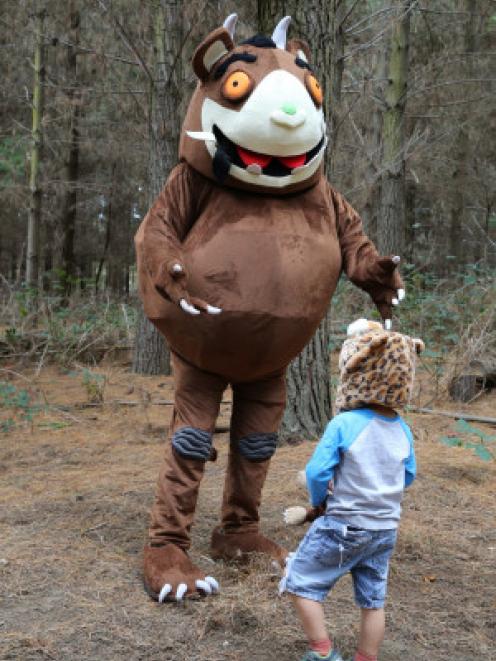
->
xmin=331 ymin=186 xmax=404 ymax=321
xmin=305 ymin=418 xmax=342 ymax=507
xmin=135 ymin=164 xmax=197 ymax=301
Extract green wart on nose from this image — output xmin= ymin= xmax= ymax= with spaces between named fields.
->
xmin=281 ymin=102 xmax=297 ymax=115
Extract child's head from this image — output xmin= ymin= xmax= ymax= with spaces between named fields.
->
xmin=335 ymin=319 xmax=424 ymax=413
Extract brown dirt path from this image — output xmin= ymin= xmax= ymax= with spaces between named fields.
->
xmin=0 ymin=364 xmax=495 ymax=660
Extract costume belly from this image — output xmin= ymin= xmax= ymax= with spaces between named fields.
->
xmin=151 ymin=192 xmax=342 ymax=381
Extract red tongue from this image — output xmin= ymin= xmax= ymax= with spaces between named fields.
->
xmin=278 ymin=153 xmax=306 ymax=169
xmin=237 ymin=146 xmax=272 ymax=168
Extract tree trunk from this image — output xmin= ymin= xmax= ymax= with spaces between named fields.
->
xmin=448 ymin=0 xmax=477 ymax=268
xmin=133 ymin=0 xmax=186 ymax=375
xmin=26 ymin=10 xmax=46 ymax=289
xmin=60 ymin=4 xmax=81 ymax=296
xmin=258 ymin=0 xmax=347 ymax=441
xmin=376 ymin=1 xmax=412 ymax=256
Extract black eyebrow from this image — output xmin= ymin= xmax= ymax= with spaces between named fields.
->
xmin=213 ymin=52 xmax=257 ymax=79
xmin=295 ymin=56 xmax=312 ymax=72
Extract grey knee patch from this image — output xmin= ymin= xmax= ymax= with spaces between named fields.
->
xmin=172 ymin=427 xmax=212 ymax=461
xmin=237 ymin=433 xmax=278 ymax=461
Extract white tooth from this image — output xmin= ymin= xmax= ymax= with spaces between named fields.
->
xmin=186 ymin=131 xmax=216 ymax=142
xmin=291 ymin=164 xmax=307 ymax=174
xmin=246 ymin=163 xmax=262 ymax=175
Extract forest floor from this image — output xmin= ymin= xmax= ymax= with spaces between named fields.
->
xmin=1 ymin=354 xmax=495 ymax=661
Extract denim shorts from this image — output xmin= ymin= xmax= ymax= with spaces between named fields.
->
xmin=281 ymin=515 xmax=397 ymax=608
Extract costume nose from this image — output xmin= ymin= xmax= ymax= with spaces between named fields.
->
xmin=270 ymin=104 xmax=306 ymax=128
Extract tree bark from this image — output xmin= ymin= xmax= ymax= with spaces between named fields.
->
xmin=26 ymin=9 xmax=46 ymax=289
xmin=376 ymin=1 xmax=412 ymax=256
xmin=258 ymin=0 xmax=348 ymax=441
xmin=133 ymin=0 xmax=186 ymax=375
xmin=60 ymin=3 xmax=81 ymax=295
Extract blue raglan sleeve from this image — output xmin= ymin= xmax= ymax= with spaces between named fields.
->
xmin=400 ymin=419 xmax=416 ymax=487
xmin=305 ymin=418 xmax=342 ymax=507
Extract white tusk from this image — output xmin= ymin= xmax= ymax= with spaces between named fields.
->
xmin=186 ymin=131 xmax=216 ymax=142
xmin=398 ymin=288 xmax=405 ymax=301
xmin=392 ymin=298 xmax=399 ymax=306
xmin=158 ymin=583 xmax=172 ymax=603
xmin=180 ymin=299 xmax=200 ymax=315
xmin=272 ymin=15 xmax=291 ymax=50
xmin=392 ymin=255 xmax=401 ymax=264
xmin=385 ymin=319 xmax=392 ymax=330
xmin=204 ymin=576 xmax=219 ymax=593
xmin=223 ymin=13 xmax=238 ymax=39
xmin=206 ymin=305 xmax=222 ymax=315
xmin=175 ymin=583 xmax=188 ymax=601
xmin=195 ymin=579 xmax=212 ymax=594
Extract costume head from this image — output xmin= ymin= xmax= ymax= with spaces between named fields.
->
xmin=179 ymin=14 xmax=327 ymax=194
xmin=335 ymin=319 xmax=425 ymax=412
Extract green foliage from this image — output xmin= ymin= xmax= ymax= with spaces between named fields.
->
xmin=1 ymin=283 xmax=137 ymax=367
xmin=81 ymin=369 xmax=106 ymax=404
xmin=439 ymin=419 xmax=495 ymax=462
xmin=0 ymin=135 xmax=25 ymax=183
xmin=0 ymin=381 xmax=42 ymax=432
xmin=332 ymin=264 xmax=495 ymax=349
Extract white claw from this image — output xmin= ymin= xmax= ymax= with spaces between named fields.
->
xmin=158 ymin=583 xmax=172 ymax=603
xmin=206 ymin=305 xmax=222 ymax=315
xmin=180 ymin=299 xmax=200 ymax=316
xmin=172 ymin=263 xmax=183 ymax=274
xmin=204 ymin=576 xmax=219 ymax=593
xmin=392 ymin=298 xmax=399 ymax=306
xmin=385 ymin=319 xmax=392 ymax=330
xmin=392 ymin=255 xmax=401 ymax=264
xmin=398 ymin=288 xmax=405 ymax=301
xmin=175 ymin=583 xmax=188 ymax=601
xmin=195 ymin=579 xmax=212 ymax=595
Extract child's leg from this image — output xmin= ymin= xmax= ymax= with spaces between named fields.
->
xmin=290 ymin=594 xmax=332 ymax=654
xmin=355 ymin=607 xmax=385 ymax=660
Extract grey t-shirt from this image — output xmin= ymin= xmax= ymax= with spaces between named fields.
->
xmin=305 ymin=408 xmax=416 ymax=530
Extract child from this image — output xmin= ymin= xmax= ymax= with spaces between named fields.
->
xmin=280 ymin=319 xmax=424 ymax=661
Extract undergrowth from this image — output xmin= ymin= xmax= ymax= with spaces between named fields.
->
xmin=332 ymin=263 xmax=495 ymax=347
xmin=0 ymin=282 xmax=136 ymax=367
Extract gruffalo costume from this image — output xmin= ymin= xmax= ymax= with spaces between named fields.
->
xmin=135 ymin=15 xmax=404 ymax=602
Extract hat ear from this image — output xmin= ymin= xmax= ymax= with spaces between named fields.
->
xmin=413 ymin=338 xmax=425 ymax=355
xmin=346 ymin=334 xmax=388 ymax=372
xmin=192 ymin=27 xmax=234 ymax=81
xmin=286 ymin=38 xmax=312 ymax=64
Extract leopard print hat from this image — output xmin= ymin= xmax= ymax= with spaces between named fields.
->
xmin=335 ymin=319 xmax=425 ymax=412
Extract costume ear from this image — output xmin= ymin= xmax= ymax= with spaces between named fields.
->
xmin=192 ymin=27 xmax=234 ymax=81
xmin=346 ymin=335 xmax=388 ymax=372
xmin=413 ymin=338 xmax=425 ymax=355
xmin=286 ymin=38 xmax=312 ymax=64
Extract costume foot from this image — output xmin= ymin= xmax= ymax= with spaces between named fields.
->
xmin=143 ymin=544 xmax=219 ymax=602
xmin=210 ymin=526 xmax=287 ymax=568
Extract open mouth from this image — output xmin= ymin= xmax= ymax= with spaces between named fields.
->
xmin=212 ymin=125 xmax=324 ymax=177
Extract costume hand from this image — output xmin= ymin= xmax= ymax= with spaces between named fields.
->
xmin=155 ymin=261 xmax=222 ymax=316
xmin=373 ymin=255 xmax=405 ymax=329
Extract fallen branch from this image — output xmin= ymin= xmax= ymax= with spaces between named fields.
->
xmin=70 ymin=398 xmax=232 ymax=409
xmin=409 ymin=406 xmax=496 ymax=426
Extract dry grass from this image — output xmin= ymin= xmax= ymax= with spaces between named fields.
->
xmin=1 ymin=360 xmax=495 ymax=660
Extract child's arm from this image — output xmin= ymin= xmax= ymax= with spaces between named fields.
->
xmin=400 ymin=419 xmax=416 ymax=487
xmin=305 ymin=418 xmax=342 ymax=506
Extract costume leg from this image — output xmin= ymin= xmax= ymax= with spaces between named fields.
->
xmin=210 ymin=370 xmax=287 ymax=566
xmin=144 ymin=351 xmax=227 ymax=601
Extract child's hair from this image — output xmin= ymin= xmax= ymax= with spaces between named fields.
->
xmin=335 ymin=319 xmax=424 ymax=412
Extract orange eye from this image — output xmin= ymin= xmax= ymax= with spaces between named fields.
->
xmin=221 ymin=70 xmax=253 ymax=102
xmin=306 ymin=73 xmax=323 ymax=107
